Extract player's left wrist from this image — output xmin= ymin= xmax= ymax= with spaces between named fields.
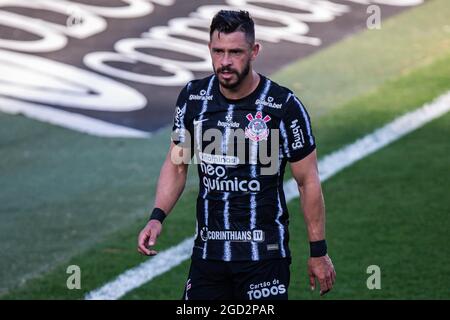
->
xmin=309 ymin=239 xmax=327 ymax=257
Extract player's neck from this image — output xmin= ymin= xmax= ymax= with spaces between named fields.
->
xmin=219 ymin=70 xmax=260 ymax=101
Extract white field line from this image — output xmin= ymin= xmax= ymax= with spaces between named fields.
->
xmin=0 ymin=97 xmax=150 ymax=138
xmin=85 ymin=91 xmax=450 ymax=300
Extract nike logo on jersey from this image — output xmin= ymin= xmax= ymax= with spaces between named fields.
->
xmin=193 ymin=118 xmax=209 ymax=125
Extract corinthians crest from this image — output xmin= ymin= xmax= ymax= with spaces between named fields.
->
xmin=245 ymin=111 xmax=271 ymax=142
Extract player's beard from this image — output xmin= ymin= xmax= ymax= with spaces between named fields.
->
xmin=215 ymin=59 xmax=251 ymax=90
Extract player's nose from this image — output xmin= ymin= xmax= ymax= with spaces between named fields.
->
xmin=221 ymin=53 xmax=232 ymax=67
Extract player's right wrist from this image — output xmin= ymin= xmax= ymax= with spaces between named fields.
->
xmin=148 ymin=207 xmax=167 ymax=224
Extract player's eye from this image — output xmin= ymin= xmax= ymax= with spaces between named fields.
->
xmin=230 ymin=50 xmax=243 ymax=56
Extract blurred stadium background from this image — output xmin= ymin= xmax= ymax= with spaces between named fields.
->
xmin=0 ymin=0 xmax=449 ymax=299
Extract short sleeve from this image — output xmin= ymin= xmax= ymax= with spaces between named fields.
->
xmin=280 ymin=94 xmax=316 ymax=162
xmin=171 ymin=83 xmax=191 ymax=146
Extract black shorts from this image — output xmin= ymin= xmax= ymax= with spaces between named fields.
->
xmin=183 ymin=257 xmax=291 ymax=300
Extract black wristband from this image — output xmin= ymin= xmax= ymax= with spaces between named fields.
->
xmin=149 ymin=208 xmax=167 ymax=224
xmin=310 ymin=240 xmax=327 ymax=257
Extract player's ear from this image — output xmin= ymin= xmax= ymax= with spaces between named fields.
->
xmin=251 ymin=42 xmax=260 ymax=61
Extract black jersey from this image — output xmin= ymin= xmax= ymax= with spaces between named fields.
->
xmin=171 ymin=74 xmax=316 ymax=261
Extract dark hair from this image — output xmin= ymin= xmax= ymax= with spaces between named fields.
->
xmin=210 ymin=10 xmax=255 ymax=45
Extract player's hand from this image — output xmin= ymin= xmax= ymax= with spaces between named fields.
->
xmin=137 ymin=220 xmax=162 ymax=256
xmin=308 ymin=254 xmax=336 ymax=296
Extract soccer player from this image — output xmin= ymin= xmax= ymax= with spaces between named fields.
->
xmin=138 ymin=10 xmax=336 ymax=300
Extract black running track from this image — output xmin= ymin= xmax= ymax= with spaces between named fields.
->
xmin=0 ymin=0 xmax=421 ymax=133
